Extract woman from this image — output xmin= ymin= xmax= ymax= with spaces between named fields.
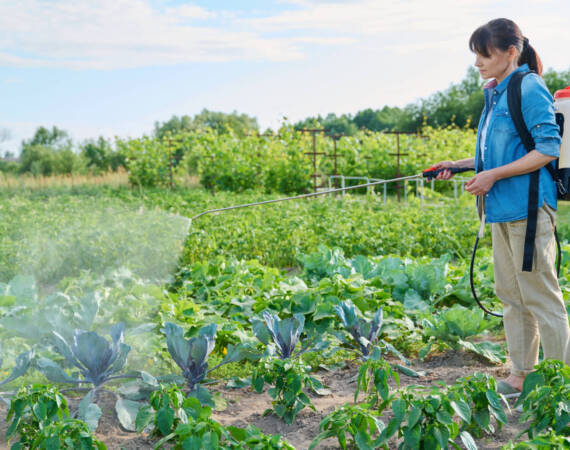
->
xmin=433 ymin=18 xmax=570 ymax=396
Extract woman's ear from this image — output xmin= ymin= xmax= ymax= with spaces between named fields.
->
xmin=508 ymin=45 xmax=518 ymax=63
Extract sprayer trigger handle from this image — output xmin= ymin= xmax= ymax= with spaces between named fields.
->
xmin=422 ymin=167 xmax=473 ymax=180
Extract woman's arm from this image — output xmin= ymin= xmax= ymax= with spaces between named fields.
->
xmin=465 ymin=150 xmax=555 ymax=196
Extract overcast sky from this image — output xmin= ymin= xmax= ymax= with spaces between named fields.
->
xmin=1 ymin=0 xmax=569 ymax=154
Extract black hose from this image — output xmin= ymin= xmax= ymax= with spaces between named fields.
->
xmin=470 ymin=227 xmax=562 ymax=318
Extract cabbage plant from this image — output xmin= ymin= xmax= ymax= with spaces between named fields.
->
xmin=163 ymin=322 xmax=255 ymax=393
xmin=0 ymin=349 xmax=34 ymax=406
xmin=334 ymin=300 xmax=406 ymax=361
xmin=252 ymin=312 xmax=327 ymax=359
xmin=36 ymin=323 xmax=139 ymax=431
xmin=334 ymin=301 xmax=384 ymax=358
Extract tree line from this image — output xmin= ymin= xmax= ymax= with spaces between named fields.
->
xmin=1 ymin=66 xmax=569 ymax=177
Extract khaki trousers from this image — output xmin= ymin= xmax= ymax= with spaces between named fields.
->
xmin=492 ymin=205 xmax=570 ymax=376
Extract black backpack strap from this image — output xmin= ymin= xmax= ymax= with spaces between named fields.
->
xmin=507 ymin=71 xmax=539 ymax=272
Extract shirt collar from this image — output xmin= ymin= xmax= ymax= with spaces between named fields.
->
xmin=483 ymin=63 xmax=530 ymax=94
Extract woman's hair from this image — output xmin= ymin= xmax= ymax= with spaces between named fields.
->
xmin=469 ymin=18 xmax=543 ymax=75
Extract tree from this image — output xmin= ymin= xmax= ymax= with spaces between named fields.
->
xmin=294 ymin=113 xmax=357 ymax=135
xmin=154 ymin=110 xmax=259 ymax=138
xmin=543 ymin=68 xmax=570 ymax=96
xmin=22 ymin=126 xmax=70 ymax=148
xmin=80 ymin=137 xmax=125 ymax=172
xmin=19 ymin=126 xmax=85 ymax=176
xmin=154 ymin=115 xmax=194 ymax=139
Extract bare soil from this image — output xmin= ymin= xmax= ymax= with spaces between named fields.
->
xmin=0 ymin=350 xmax=528 ymax=450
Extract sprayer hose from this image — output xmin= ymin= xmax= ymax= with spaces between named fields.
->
xmin=190 ymin=174 xmax=422 ymax=221
xmin=469 ymin=226 xmax=562 ymax=318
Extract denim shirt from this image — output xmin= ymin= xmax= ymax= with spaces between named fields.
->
xmin=474 ymin=64 xmax=561 ymax=223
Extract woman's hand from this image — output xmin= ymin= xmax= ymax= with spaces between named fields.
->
xmin=465 ymin=170 xmax=498 ymax=196
xmin=432 ymin=160 xmax=457 ymax=180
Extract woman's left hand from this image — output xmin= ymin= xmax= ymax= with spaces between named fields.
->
xmin=465 ymin=170 xmax=498 ymax=196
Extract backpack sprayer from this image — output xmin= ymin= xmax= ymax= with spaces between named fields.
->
xmin=189 ymin=86 xmax=570 ymax=318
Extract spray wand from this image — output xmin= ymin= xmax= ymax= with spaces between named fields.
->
xmin=188 ymin=167 xmax=524 ymax=317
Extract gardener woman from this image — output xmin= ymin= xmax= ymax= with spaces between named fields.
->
xmin=433 ymin=18 xmax=570 ymax=397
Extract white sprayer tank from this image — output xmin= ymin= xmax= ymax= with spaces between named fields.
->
xmin=555 ymin=86 xmax=570 ymax=168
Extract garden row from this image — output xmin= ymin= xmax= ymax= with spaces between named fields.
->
xmin=119 ymin=126 xmax=476 ymax=191
xmin=1 ymin=187 xmax=569 ymax=448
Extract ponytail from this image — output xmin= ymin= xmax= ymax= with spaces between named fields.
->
xmin=470 ymin=18 xmax=544 ymax=76
xmin=518 ymin=38 xmax=543 ymax=75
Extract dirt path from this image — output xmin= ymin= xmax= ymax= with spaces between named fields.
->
xmin=0 ymin=351 xmax=528 ymax=450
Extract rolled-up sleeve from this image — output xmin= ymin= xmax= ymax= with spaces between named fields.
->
xmin=521 ymin=74 xmax=561 ymax=157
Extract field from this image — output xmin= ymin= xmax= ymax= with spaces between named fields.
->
xmin=1 ymin=184 xmax=569 ymax=449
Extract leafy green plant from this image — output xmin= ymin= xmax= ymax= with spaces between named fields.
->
xmin=447 ymin=372 xmax=507 ymax=438
xmin=309 ymin=403 xmax=389 ymax=450
xmin=6 ymin=384 xmax=70 ymax=449
xmin=29 ymin=419 xmax=107 ymax=450
xmin=502 ymin=430 xmax=570 ymax=449
xmin=390 ymin=385 xmax=477 ymax=450
xmin=334 ymin=301 xmax=391 ymax=359
xmin=333 ymin=300 xmax=418 ymax=379
xmin=515 ymin=359 xmax=570 ymax=439
xmin=162 ymin=322 xmax=255 ymax=405
xmin=225 ymin=425 xmax=294 ymax=449
xmin=0 ymin=349 xmax=34 ymax=405
xmin=151 ymin=396 xmax=229 ymax=450
xmin=36 ymin=323 xmax=138 ymax=431
xmin=252 ymin=357 xmax=326 ymax=424
xmin=253 ymin=312 xmax=315 ymax=359
xmin=135 ymin=383 xmax=204 ymax=437
xmin=251 ymin=312 xmax=329 ymax=424
xmin=355 ymin=349 xmax=400 ymax=409
xmin=420 ymin=305 xmax=505 ymax=364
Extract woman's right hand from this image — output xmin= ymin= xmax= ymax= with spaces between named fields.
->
xmin=431 ymin=160 xmax=457 ymax=180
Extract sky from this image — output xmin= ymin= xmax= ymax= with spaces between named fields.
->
xmin=1 ymin=0 xmax=570 ymax=154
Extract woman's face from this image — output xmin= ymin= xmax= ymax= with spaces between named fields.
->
xmin=474 ymin=46 xmax=517 ymax=83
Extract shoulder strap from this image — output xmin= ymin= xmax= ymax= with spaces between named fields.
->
xmin=507 ymin=71 xmax=540 ymax=272
xmin=508 ymin=71 xmax=560 ymax=181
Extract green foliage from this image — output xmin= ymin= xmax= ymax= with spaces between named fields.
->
xmin=6 ymin=384 xmax=70 ymax=448
xmin=28 ymin=419 xmax=107 ymax=450
xmin=154 ymin=109 xmax=259 ymax=139
xmin=137 ymin=384 xmax=294 ymax=449
xmin=543 ymin=67 xmax=570 ymax=96
xmin=151 ymin=396 xmax=228 ymax=449
xmin=309 ymin=403 xmax=388 ymax=450
xmin=502 ymin=430 xmax=570 ymax=449
xmin=135 ymin=384 xmax=201 ymax=437
xmin=162 ymin=322 xmax=254 ymax=394
xmin=80 ymin=137 xmax=125 ymax=173
xmin=117 ymin=136 xmax=173 ymax=188
xmin=18 ymin=126 xmax=89 ymax=176
xmin=225 ymin=424 xmax=294 ymax=449
xmin=420 ymin=304 xmax=505 ymax=363
xmin=447 ymin=372 xmax=507 ymax=438
xmin=391 ymin=385 xmax=476 ymax=450
xmin=37 ymin=323 xmax=131 ymax=388
xmin=0 ymin=349 xmax=34 ymax=394
xmin=23 ymin=126 xmax=70 ymax=149
xmin=334 ymin=300 xmax=386 ymax=358
xmin=515 ymin=359 xmax=570 ymax=439
xmin=355 ymin=353 xmax=400 ymax=408
xmin=251 ymin=357 xmax=325 ymax=424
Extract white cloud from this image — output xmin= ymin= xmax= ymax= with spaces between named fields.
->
xmin=1 ymin=0 xmax=568 ymax=71
xmin=243 ymin=0 xmax=493 ymax=35
xmin=0 ymin=0 xmax=305 ymax=69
